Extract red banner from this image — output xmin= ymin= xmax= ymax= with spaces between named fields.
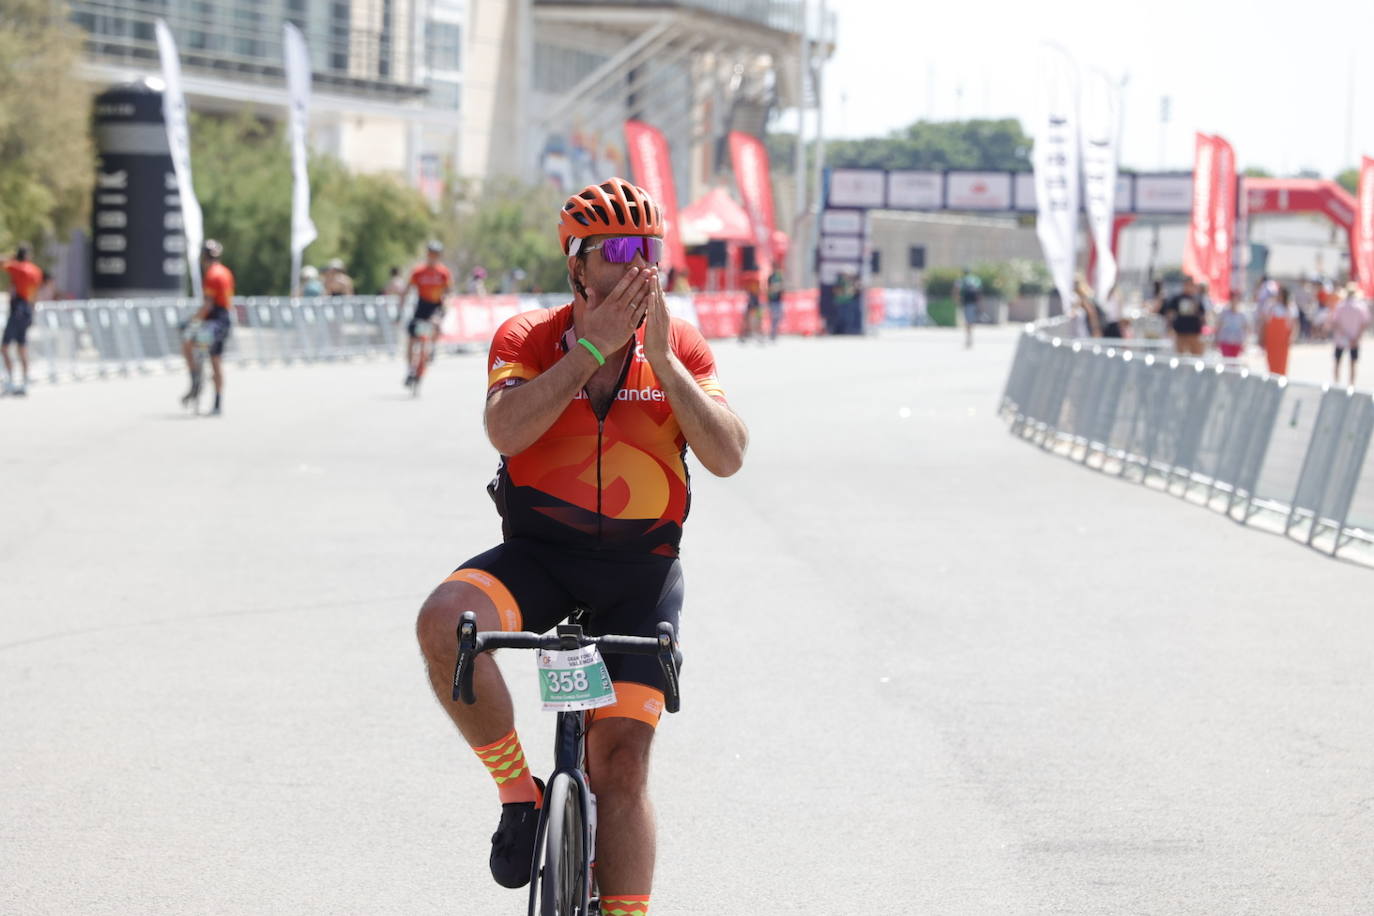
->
xmin=1357 ymin=157 xmax=1374 ymax=299
xmin=1182 ymin=133 xmax=1217 ymax=284
xmin=728 ymin=131 xmax=777 ymax=277
xmin=1208 ymin=135 xmax=1236 ymax=302
xmin=624 ymin=120 xmax=686 ymax=275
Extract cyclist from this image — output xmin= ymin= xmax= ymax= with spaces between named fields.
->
xmin=2 ymin=244 xmax=42 ymax=396
xmin=180 ymin=239 xmax=234 ymax=414
xmin=415 ymin=178 xmax=747 ymax=915
xmin=402 ymin=241 xmax=453 ymax=388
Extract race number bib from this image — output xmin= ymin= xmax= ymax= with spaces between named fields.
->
xmin=537 ymin=646 xmax=616 ymax=711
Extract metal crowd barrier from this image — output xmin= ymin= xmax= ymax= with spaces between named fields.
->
xmin=1000 ymin=320 xmax=1374 ymax=563
xmin=17 ymin=296 xmax=407 ymax=383
xmin=13 ymin=287 xmax=839 ymax=386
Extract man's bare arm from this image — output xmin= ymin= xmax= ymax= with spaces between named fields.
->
xmin=653 ymin=354 xmax=747 ymax=476
xmin=640 ymin=278 xmax=746 ymax=476
xmin=484 ymin=346 xmax=601 ymax=455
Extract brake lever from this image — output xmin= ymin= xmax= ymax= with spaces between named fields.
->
xmin=452 ymin=611 xmax=479 ymax=704
xmin=656 ymin=621 xmax=681 ymax=714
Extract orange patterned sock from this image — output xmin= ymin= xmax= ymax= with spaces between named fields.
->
xmin=599 ymin=895 xmax=651 ymax=916
xmin=472 ymin=730 xmax=541 ymax=806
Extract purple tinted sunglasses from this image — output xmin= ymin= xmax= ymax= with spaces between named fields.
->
xmin=584 ymin=236 xmax=663 ymax=264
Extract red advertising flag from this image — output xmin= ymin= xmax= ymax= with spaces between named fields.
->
xmin=1208 ymin=135 xmax=1236 ymax=302
xmin=624 ymin=120 xmax=686 ymax=274
xmin=1357 ymin=156 xmax=1374 ymax=299
xmin=1182 ymin=133 xmax=1217 ymax=283
xmin=728 ymin=131 xmax=777 ymax=277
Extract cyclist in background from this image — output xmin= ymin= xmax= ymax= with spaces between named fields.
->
xmin=2 ymin=244 xmax=43 ymax=395
xmin=180 ymin=239 xmax=234 ymax=415
xmin=402 ymin=241 xmax=453 ymax=389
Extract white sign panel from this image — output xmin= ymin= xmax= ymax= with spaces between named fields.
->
xmin=819 ymin=260 xmax=863 ymax=284
xmin=1019 ymin=172 xmax=1130 ymax=213
xmin=828 ymin=169 xmax=886 ymax=208
xmin=1133 ymin=174 xmax=1194 ymax=214
xmin=820 ymin=236 xmax=863 ymax=260
xmin=946 ymin=172 xmax=1013 ymax=210
xmin=886 ymin=171 xmax=942 ymax=209
xmin=1114 ymin=175 xmax=1132 ymax=210
xmin=820 ymin=209 xmax=864 ymax=235
xmin=1014 ymin=172 xmax=1038 ymax=211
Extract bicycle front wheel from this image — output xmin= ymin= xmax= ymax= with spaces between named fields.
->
xmin=532 ymin=772 xmax=588 ymax=916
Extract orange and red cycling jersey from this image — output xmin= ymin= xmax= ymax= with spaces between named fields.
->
xmin=486 ymin=304 xmax=728 ymax=557
xmin=204 ymin=263 xmax=235 ymax=311
xmin=409 ymin=263 xmax=452 ymax=304
xmin=4 ymin=260 xmax=42 ymax=302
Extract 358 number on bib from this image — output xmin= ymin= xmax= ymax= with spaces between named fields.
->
xmin=536 ymin=646 xmax=616 ymax=711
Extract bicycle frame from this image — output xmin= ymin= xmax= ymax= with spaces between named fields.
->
xmin=452 ymin=610 xmax=681 ymax=915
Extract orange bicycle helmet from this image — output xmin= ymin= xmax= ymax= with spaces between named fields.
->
xmin=559 ymin=178 xmax=665 ymax=255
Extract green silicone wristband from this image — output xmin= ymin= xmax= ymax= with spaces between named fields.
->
xmin=577 ymin=337 xmax=605 ymax=366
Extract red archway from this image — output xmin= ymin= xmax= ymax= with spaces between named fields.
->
xmin=1243 ymin=177 xmax=1359 ymax=281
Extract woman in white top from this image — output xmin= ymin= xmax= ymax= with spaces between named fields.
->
xmin=1330 ymin=284 xmax=1372 ymax=385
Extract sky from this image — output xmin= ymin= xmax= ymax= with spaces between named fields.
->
xmin=803 ymin=0 xmax=1374 ymax=178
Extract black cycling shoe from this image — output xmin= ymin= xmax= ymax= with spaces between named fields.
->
xmin=489 ymin=777 xmax=544 ymax=889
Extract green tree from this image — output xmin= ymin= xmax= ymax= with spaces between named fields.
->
xmin=826 ymin=119 xmax=1034 ymax=172
xmin=1336 ymin=168 xmax=1359 ymax=195
xmin=1242 ymin=166 xmax=1273 ymax=178
xmin=190 ymin=113 xmax=434 ymax=295
xmin=0 ymin=0 xmax=95 ymax=252
xmin=768 ymin=118 xmax=1034 ymax=177
xmin=436 ymin=178 xmax=571 ymax=294
xmin=190 ymin=113 xmax=292 ymax=296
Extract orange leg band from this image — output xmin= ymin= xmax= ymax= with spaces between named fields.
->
xmin=587 ymin=681 xmax=666 ymax=729
xmin=443 ymin=568 xmax=523 ymax=632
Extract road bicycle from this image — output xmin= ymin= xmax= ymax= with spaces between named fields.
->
xmin=407 ymin=318 xmax=438 ymax=396
xmin=182 ymin=321 xmax=217 ymax=414
xmin=453 ymin=608 xmax=681 ymax=916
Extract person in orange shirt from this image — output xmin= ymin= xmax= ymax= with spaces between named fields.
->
xmin=180 ymin=239 xmax=235 ymax=414
xmin=3 ymin=245 xmax=43 ymax=396
xmin=401 ymin=240 xmax=453 ymax=388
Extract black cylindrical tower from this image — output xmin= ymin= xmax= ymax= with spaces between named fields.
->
xmin=91 ymin=80 xmax=186 ymax=297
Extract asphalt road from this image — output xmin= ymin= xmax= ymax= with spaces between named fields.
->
xmin=3 ymin=327 xmax=1372 ymax=915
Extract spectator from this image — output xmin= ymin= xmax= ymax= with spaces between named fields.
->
xmin=1261 ymin=285 xmax=1299 ymax=376
xmin=1331 ymin=283 xmax=1371 ymax=386
xmin=739 ymin=276 xmax=764 ymax=343
xmin=1295 ymin=280 xmax=1316 ymax=340
xmin=1213 ymin=297 xmax=1249 ymax=359
xmin=1159 ymin=275 xmax=1207 ymax=356
xmin=383 ymin=265 xmax=406 ymax=298
xmin=1097 ymin=284 xmax=1125 ymax=338
xmin=467 ymin=266 xmax=487 ymax=295
xmin=1073 ymin=275 xmax=1103 ymax=338
xmin=2 ymin=244 xmax=42 ymax=395
xmin=766 ymin=267 xmax=785 ymax=342
xmin=322 ymin=258 xmax=354 ymax=296
xmin=299 ymin=265 xmax=324 ymax=297
xmin=957 ymin=267 xmax=982 ymax=348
